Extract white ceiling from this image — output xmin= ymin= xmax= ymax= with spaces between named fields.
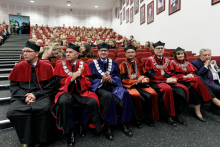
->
xmin=0 ymin=0 xmax=117 ymax=10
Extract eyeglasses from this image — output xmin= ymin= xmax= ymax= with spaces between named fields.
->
xmin=99 ymin=50 xmax=108 ymax=53
xmin=155 ymin=47 xmax=164 ymax=50
xmin=126 ymin=52 xmax=135 ymax=54
xmin=22 ymin=50 xmax=36 ymax=54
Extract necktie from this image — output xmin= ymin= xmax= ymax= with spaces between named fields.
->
xmin=72 ymin=65 xmax=75 ymax=72
xmin=132 ymin=62 xmax=135 ymax=74
xmin=208 ymin=66 xmax=214 ymax=83
xmin=103 ymin=61 xmax=107 ymax=72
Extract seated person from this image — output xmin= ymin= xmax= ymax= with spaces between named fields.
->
xmin=52 ymin=43 xmax=66 ymax=59
xmin=119 ymin=44 xmax=159 ymax=127
xmin=144 ymin=41 xmax=189 ymax=126
xmin=120 ymin=39 xmax=129 ymax=47
xmin=51 ymin=43 xmax=102 ymax=146
xmin=38 ymin=46 xmax=53 ymax=61
xmin=145 ymin=41 xmax=151 ymax=48
xmin=129 ymin=35 xmax=134 ymax=42
xmin=7 ymin=41 xmax=57 ymax=147
xmin=172 ymin=47 xmax=220 ymax=122
xmin=87 ymin=37 xmax=96 ymax=47
xmin=192 ymin=49 xmax=220 ymax=116
xmin=77 ymin=42 xmax=95 ymax=59
xmin=89 ymin=42 xmax=134 ymax=141
xmin=109 ymin=39 xmax=118 ymax=49
xmin=135 ymin=41 xmax=142 ymax=49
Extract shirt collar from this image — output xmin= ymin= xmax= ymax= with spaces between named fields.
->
xmin=157 ymin=56 xmax=163 ymax=60
xmin=71 ymin=60 xmax=77 ymax=65
xmin=32 ymin=61 xmax=37 ymax=67
xmin=100 ymin=58 xmax=107 ymax=62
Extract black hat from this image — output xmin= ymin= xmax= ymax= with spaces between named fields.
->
xmin=24 ymin=41 xmax=40 ymax=52
xmin=173 ymin=47 xmax=185 ymax=54
xmin=124 ymin=44 xmax=137 ymax=52
xmin=153 ymin=41 xmax=165 ymax=48
xmin=67 ymin=43 xmax=80 ymax=52
xmin=97 ymin=42 xmax=110 ymax=50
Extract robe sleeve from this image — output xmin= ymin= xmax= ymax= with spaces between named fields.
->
xmin=191 ymin=61 xmax=208 ymax=76
xmin=32 ymin=77 xmax=55 ymax=99
xmin=10 ymin=81 xmax=27 ymax=101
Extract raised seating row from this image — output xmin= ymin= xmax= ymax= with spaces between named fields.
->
xmin=19 ymin=56 xmax=220 ymax=69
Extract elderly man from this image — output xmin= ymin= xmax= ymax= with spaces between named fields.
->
xmin=89 ymin=42 xmax=134 ymax=141
xmin=7 ymin=41 xmax=57 ymax=147
xmin=192 ymin=49 xmax=220 ymax=115
xmin=119 ymin=44 xmax=159 ymax=128
xmin=144 ymin=41 xmax=189 ymax=126
xmin=52 ymin=43 xmax=102 ymax=146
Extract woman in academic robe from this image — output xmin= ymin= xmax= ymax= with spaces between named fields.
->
xmin=172 ymin=47 xmax=220 ymax=122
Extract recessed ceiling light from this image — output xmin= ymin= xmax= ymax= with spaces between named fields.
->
xmin=95 ymin=6 xmax=98 ymax=8
xmin=30 ymin=1 xmax=34 ymax=3
xmin=66 ymin=1 xmax=71 ymax=7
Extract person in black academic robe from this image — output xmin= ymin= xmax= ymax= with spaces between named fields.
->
xmin=51 ymin=43 xmax=102 ymax=146
xmin=6 ymin=41 xmax=58 ymax=146
xmin=144 ymin=41 xmax=189 ymax=127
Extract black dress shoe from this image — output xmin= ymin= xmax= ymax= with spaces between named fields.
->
xmin=104 ymin=125 xmax=113 ymax=141
xmin=79 ymin=123 xmax=86 ymax=138
xmin=167 ymin=116 xmax=177 ymax=127
xmin=175 ymin=114 xmax=187 ymax=125
xmin=67 ymin=130 xmax=76 ymax=146
xmin=145 ymin=120 xmax=155 ymax=127
xmin=135 ymin=120 xmax=142 ymax=128
xmin=194 ymin=113 xmax=205 ymax=122
xmin=121 ymin=123 xmax=133 ymax=137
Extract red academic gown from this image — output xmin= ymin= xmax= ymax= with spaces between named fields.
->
xmin=171 ymin=59 xmax=215 ymax=104
xmin=144 ymin=55 xmax=189 ymax=117
xmin=119 ymin=59 xmax=159 ymax=120
xmin=51 ymin=59 xmax=102 ymax=134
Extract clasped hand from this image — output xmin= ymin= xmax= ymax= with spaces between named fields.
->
xmin=25 ymin=93 xmax=36 ymax=105
xmin=166 ymin=77 xmax=178 ymax=84
xmin=183 ymin=74 xmax=194 ymax=78
xmin=137 ymin=76 xmax=149 ymax=84
xmin=71 ymin=68 xmax=84 ymax=81
xmin=102 ymin=73 xmax=112 ymax=84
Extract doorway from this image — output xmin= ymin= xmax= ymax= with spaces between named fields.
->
xmin=9 ymin=14 xmax=30 ymax=34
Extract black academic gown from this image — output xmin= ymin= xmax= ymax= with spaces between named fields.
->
xmin=6 ymin=60 xmax=58 ymax=144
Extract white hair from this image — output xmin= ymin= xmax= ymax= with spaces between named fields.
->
xmin=199 ymin=48 xmax=211 ymax=55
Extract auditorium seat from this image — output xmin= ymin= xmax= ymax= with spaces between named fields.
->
xmin=163 ymin=52 xmax=171 ymax=57
xmin=87 ymin=59 xmax=96 ymax=65
xmin=186 ymin=56 xmax=199 ymax=63
xmin=117 ymin=52 xmax=126 ymax=58
xmin=136 ymin=52 xmax=153 ymax=58
xmin=141 ymin=45 xmax=145 ymax=49
xmin=118 ymin=49 xmax=124 ymax=52
xmin=92 ymin=49 xmax=98 ymax=52
xmin=136 ymin=49 xmax=148 ymax=52
xmin=115 ymin=58 xmax=126 ymax=65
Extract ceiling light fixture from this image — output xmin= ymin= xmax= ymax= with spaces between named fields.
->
xmin=30 ymin=1 xmax=34 ymax=3
xmin=95 ymin=6 xmax=98 ymax=8
xmin=67 ymin=1 xmax=71 ymax=6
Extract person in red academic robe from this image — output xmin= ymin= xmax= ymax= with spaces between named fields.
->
xmin=7 ymin=41 xmax=58 ymax=147
xmin=51 ymin=43 xmax=102 ymax=146
xmin=171 ymin=47 xmax=220 ymax=122
xmin=144 ymin=41 xmax=189 ymax=126
xmin=119 ymin=44 xmax=159 ymax=128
